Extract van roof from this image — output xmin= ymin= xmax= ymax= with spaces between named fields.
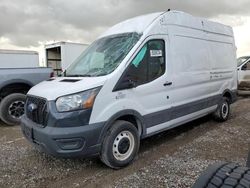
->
xmin=100 ymin=10 xmax=233 ymax=38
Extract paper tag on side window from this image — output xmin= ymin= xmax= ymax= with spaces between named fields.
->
xmin=150 ymin=50 xmax=162 ymax=57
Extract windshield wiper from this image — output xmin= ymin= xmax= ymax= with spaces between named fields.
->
xmin=66 ymin=74 xmax=92 ymax=77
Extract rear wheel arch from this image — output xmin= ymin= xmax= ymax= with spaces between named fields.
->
xmin=213 ymin=95 xmax=231 ymax=122
xmin=222 ymin=90 xmax=233 ymax=104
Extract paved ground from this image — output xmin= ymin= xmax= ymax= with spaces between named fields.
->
xmin=0 ymin=97 xmax=250 ymax=188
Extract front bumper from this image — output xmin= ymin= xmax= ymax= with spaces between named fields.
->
xmin=21 ymin=115 xmax=105 ymax=158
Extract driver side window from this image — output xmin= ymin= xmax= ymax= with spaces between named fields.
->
xmin=126 ymin=39 xmax=165 ymax=86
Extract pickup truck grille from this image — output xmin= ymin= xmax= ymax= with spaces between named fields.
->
xmin=26 ymin=96 xmax=48 ymax=127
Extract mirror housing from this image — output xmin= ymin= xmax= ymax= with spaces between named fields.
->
xmin=113 ymin=78 xmax=136 ymax=91
xmin=242 ymin=64 xmax=248 ymax=71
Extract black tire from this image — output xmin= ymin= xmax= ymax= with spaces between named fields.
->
xmin=213 ymin=97 xmax=230 ymax=122
xmin=193 ymin=163 xmax=250 ymax=188
xmin=0 ymin=93 xmax=26 ymax=126
xmin=100 ymin=120 xmax=140 ymax=169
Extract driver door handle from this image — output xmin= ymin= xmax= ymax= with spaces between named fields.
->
xmin=163 ymin=81 xmax=172 ymax=86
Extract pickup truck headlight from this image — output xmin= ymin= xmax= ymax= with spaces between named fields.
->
xmin=56 ymin=87 xmax=101 ymax=112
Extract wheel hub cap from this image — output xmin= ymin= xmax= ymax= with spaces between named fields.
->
xmin=222 ymin=103 xmax=228 ymax=118
xmin=118 ymin=138 xmax=130 ymax=154
xmin=113 ymin=131 xmax=135 ymax=161
xmin=8 ymin=101 xmax=25 ymax=119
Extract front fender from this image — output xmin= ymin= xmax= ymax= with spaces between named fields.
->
xmin=97 ymin=109 xmax=146 ymax=144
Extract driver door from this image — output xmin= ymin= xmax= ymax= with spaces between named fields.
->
xmin=114 ymin=36 xmax=173 ymax=130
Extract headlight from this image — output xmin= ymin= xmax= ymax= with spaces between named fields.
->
xmin=56 ymin=87 xmax=101 ymax=112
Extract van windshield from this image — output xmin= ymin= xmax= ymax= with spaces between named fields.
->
xmin=66 ymin=33 xmax=141 ymax=77
xmin=237 ymin=56 xmax=250 ymax=67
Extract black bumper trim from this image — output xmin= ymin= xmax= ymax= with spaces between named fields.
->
xmin=21 ymin=115 xmax=105 ymax=158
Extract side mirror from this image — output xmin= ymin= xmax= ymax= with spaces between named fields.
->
xmin=114 ymin=78 xmax=136 ymax=91
xmin=242 ymin=64 xmax=248 ymax=71
xmin=122 ymin=78 xmax=136 ymax=89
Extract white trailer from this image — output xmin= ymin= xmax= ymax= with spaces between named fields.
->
xmin=0 ymin=50 xmax=39 ymax=68
xmin=45 ymin=42 xmax=88 ymax=76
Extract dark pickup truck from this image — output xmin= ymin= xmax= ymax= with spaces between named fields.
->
xmin=0 ymin=67 xmax=53 ymax=125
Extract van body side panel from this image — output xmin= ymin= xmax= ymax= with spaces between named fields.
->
xmin=164 ymin=24 xmax=236 ymax=116
xmin=144 ymin=94 xmax=220 ymax=129
xmin=206 ymin=32 xmax=237 ymax=97
xmin=166 ymin=26 xmax=215 ymax=116
xmin=146 ymin=105 xmax=217 ymax=135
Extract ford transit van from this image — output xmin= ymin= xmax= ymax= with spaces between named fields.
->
xmin=21 ymin=11 xmax=237 ymax=169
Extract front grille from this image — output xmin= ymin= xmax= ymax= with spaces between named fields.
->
xmin=26 ymin=96 xmax=48 ymax=126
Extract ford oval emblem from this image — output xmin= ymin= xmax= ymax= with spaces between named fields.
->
xmin=28 ymin=103 xmax=37 ymax=112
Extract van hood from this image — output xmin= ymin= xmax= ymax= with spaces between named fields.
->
xmin=28 ymin=76 xmax=108 ymax=101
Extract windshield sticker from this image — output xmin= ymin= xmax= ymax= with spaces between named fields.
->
xmin=132 ymin=45 xmax=147 ymax=68
xmin=150 ymin=50 xmax=162 ymax=57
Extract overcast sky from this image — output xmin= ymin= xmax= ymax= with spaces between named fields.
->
xmin=1 ymin=0 xmax=250 ymax=64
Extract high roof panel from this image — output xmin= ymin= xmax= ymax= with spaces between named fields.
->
xmin=99 ymin=10 xmax=233 ymax=38
xmin=163 ymin=11 xmax=233 ymax=36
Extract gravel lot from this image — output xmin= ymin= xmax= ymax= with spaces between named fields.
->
xmin=0 ymin=97 xmax=249 ymax=188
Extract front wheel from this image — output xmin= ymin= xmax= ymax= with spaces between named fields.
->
xmin=0 ymin=93 xmax=26 ymax=126
xmin=213 ymin=97 xmax=230 ymax=122
xmin=100 ymin=120 xmax=140 ymax=169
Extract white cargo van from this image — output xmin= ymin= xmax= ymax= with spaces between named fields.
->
xmin=21 ymin=11 xmax=237 ymax=169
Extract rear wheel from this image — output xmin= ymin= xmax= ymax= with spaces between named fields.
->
xmin=213 ymin=97 xmax=230 ymax=122
xmin=100 ymin=120 xmax=140 ymax=169
xmin=0 ymin=93 xmax=26 ymax=125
